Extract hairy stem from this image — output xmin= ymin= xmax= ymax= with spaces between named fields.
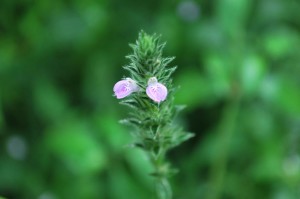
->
xmin=149 ymin=150 xmax=172 ymax=199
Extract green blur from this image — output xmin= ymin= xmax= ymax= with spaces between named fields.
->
xmin=0 ymin=0 xmax=300 ymax=199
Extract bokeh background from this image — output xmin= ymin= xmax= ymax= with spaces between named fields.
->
xmin=1 ymin=0 xmax=300 ymax=198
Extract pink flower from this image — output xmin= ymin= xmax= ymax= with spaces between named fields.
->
xmin=146 ymin=77 xmax=168 ymax=103
xmin=113 ymin=78 xmax=139 ymax=99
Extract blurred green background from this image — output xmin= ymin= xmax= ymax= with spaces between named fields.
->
xmin=1 ymin=0 xmax=300 ymax=198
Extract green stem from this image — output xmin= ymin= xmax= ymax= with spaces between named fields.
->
xmin=156 ymin=177 xmax=172 ymax=199
xmin=149 ymin=150 xmax=172 ymax=199
xmin=207 ymin=98 xmax=240 ymax=199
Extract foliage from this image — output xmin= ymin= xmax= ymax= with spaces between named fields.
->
xmin=1 ymin=0 xmax=300 ymax=199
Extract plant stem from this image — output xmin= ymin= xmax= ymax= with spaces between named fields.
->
xmin=149 ymin=150 xmax=172 ymax=199
xmin=207 ymin=98 xmax=240 ymax=199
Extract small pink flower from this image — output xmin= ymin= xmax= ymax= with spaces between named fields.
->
xmin=113 ymin=78 xmax=139 ymax=99
xmin=146 ymin=77 xmax=168 ymax=103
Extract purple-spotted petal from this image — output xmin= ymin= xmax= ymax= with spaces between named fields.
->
xmin=113 ymin=78 xmax=138 ymax=99
xmin=146 ymin=82 xmax=168 ymax=103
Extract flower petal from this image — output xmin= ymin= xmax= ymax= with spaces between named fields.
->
xmin=146 ymin=83 xmax=168 ymax=103
xmin=113 ymin=78 xmax=139 ymax=99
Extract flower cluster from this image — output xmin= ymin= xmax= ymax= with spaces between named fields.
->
xmin=113 ymin=77 xmax=167 ymax=103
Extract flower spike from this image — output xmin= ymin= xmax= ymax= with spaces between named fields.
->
xmin=114 ymin=31 xmax=194 ymax=199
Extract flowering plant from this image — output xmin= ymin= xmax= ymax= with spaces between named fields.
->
xmin=113 ymin=31 xmax=193 ymax=199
